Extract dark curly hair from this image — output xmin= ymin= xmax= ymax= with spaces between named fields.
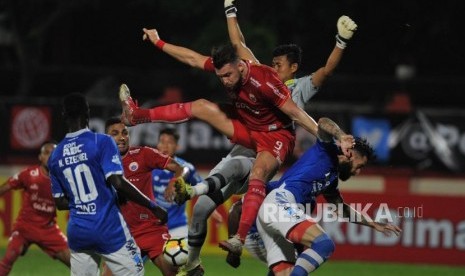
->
xmin=353 ymin=137 xmax=376 ymax=162
xmin=211 ymin=42 xmax=239 ymax=69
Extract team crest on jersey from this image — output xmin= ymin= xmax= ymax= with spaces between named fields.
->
xmin=129 ymin=162 xmax=139 ymax=171
xmin=248 ymin=93 xmax=257 ymax=103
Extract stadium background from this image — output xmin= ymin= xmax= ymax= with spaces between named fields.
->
xmin=1 ymin=0 xmax=465 ymax=274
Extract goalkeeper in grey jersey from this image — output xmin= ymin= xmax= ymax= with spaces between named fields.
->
xmin=141 ymin=1 xmax=357 ymax=274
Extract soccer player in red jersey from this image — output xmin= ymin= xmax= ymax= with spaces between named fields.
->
xmin=103 ymin=117 xmax=189 ymax=276
xmin=0 ymin=141 xmax=70 ymax=275
xmin=118 ymin=41 xmax=354 ymax=260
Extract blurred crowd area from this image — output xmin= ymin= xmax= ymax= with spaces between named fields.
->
xmin=1 ymin=0 xmax=464 ymax=173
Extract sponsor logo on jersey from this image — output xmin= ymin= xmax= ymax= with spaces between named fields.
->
xmin=129 ymin=148 xmax=141 ymax=155
xmin=30 ymin=168 xmax=39 ymax=177
xmin=250 ymin=77 xmax=262 ymax=88
xmin=235 ymin=102 xmax=260 ymax=115
xmin=112 ymin=154 xmax=121 ymax=165
xmin=31 ymin=183 xmax=39 ymax=190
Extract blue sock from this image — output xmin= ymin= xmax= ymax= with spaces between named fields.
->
xmin=290 ymin=233 xmax=335 ymax=276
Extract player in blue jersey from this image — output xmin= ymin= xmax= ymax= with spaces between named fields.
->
xmin=152 ymin=127 xmax=203 ymax=238
xmin=253 ymin=117 xmax=402 ymax=275
xmin=48 ymin=93 xmax=168 ymax=276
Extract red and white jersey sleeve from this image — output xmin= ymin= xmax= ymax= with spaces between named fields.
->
xmin=203 ymin=57 xmax=215 ymax=72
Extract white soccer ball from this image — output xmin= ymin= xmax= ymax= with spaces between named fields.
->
xmin=163 ymin=237 xmax=189 ymax=266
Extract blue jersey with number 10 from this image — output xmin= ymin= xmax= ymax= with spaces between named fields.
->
xmin=48 ymin=128 xmax=133 ymax=254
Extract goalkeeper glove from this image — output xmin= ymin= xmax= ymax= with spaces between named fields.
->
xmin=336 ymin=15 xmax=358 ymax=49
xmin=224 ymin=0 xmax=237 ymax=18
xmin=173 ymin=177 xmax=194 ymax=205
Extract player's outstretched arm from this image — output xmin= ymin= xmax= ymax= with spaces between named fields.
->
xmin=224 ymin=0 xmax=260 ymax=64
xmin=142 ymin=28 xmax=209 ymax=69
xmin=324 ymin=191 xmax=402 ymax=236
xmin=108 ymin=174 xmax=168 ymax=224
xmin=317 ymin=117 xmax=355 ymax=157
xmin=279 ymin=98 xmax=318 ymax=136
xmin=312 ymin=15 xmax=358 ymax=87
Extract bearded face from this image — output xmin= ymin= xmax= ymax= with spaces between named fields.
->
xmin=338 ymin=161 xmax=353 ymax=181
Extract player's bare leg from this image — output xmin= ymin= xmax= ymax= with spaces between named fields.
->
xmin=153 ymin=255 xmax=177 ymax=276
xmin=55 ymin=249 xmax=71 ymax=267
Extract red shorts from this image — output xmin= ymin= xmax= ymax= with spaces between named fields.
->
xmin=10 ymin=223 xmax=68 ymax=257
xmin=230 ymin=119 xmax=296 ymax=163
xmin=131 ymin=223 xmax=170 ymax=260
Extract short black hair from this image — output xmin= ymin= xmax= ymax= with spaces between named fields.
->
xmin=105 ymin=116 xmax=122 ymax=133
xmin=354 ymin=137 xmax=376 ymax=163
xmin=272 ymin=44 xmax=302 ymax=67
xmin=211 ymin=42 xmax=239 ymax=69
xmin=159 ymin=127 xmax=179 ymax=143
xmin=62 ymin=93 xmax=89 ymax=121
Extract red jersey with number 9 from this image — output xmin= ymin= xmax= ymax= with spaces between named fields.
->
xmin=204 ymin=58 xmax=293 ymax=132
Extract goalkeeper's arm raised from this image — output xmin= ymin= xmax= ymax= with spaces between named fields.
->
xmin=335 ymin=15 xmax=358 ymax=49
xmin=224 ymin=0 xmax=260 ymax=64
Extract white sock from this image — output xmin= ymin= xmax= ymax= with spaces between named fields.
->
xmin=193 ymin=182 xmax=209 ymax=196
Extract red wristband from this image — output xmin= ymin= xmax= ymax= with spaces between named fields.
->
xmin=155 ymin=39 xmax=166 ymax=50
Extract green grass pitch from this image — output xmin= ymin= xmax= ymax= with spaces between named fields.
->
xmin=3 ymin=247 xmax=464 ymax=275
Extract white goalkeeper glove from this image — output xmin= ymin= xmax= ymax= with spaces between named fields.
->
xmin=224 ymin=0 xmax=237 ymax=18
xmin=335 ymin=15 xmax=358 ymax=49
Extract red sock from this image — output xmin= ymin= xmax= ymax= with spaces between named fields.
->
xmin=148 ymin=102 xmax=193 ymax=123
xmin=236 ymin=179 xmax=266 ymax=241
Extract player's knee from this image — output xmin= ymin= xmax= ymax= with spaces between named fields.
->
xmin=311 ymin=233 xmax=335 ymax=261
xmin=228 ymin=159 xmax=252 ymax=178
xmin=192 ymin=201 xmax=210 ymax=221
xmin=192 ymin=99 xmax=217 ymax=114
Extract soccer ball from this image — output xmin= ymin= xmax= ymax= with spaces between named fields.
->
xmin=163 ymin=237 xmax=188 ymax=266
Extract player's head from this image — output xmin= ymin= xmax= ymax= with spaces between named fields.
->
xmin=157 ymin=127 xmax=179 ymax=157
xmin=105 ymin=117 xmax=130 ymax=155
xmin=272 ymin=44 xmax=302 ymax=82
xmin=211 ymin=43 xmax=243 ymax=92
xmin=338 ymin=137 xmax=375 ymax=181
xmin=39 ymin=140 xmax=57 ymax=169
xmin=62 ymin=93 xmax=90 ymax=129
